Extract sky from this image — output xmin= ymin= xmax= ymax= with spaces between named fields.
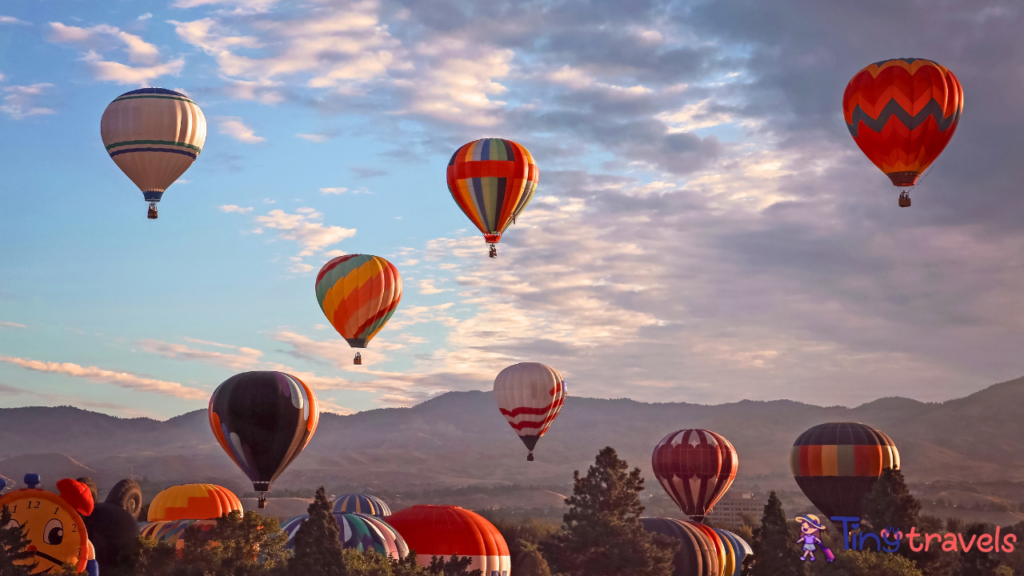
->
xmin=1 ymin=0 xmax=1023 ymax=420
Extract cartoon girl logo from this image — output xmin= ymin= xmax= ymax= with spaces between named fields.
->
xmin=796 ymin=514 xmax=834 ymax=562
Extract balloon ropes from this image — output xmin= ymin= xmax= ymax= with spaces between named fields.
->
xmin=100 ymin=88 xmax=207 ymax=219
xmin=493 ymin=362 xmax=567 ymax=461
xmin=791 ymin=422 xmax=899 ymax=525
xmin=209 ymin=371 xmax=320 ymax=508
xmin=651 ymin=429 xmax=738 ymax=523
xmin=316 ymin=254 xmax=402 ymax=365
xmin=447 ymin=138 xmax=538 ymax=258
xmin=843 ymin=58 xmax=963 ymax=207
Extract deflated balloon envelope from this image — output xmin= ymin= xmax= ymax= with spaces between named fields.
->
xmin=83 ymin=502 xmax=140 ymax=573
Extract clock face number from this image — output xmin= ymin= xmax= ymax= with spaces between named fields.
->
xmin=71 ymin=524 xmax=77 ymax=532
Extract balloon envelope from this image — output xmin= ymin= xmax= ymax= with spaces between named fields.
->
xmin=493 ymin=362 xmax=567 ymax=460
xmin=315 ymin=255 xmax=402 ymax=349
xmin=447 ymin=138 xmax=538 ymax=250
xmin=387 ymin=505 xmax=509 ymax=575
xmin=843 ymin=58 xmax=962 ymax=187
xmin=651 ymin=429 xmax=738 ymax=522
xmin=100 ymin=88 xmax=207 ymax=208
xmin=640 ymin=518 xmax=719 ymax=576
xmin=209 ymin=371 xmax=320 ymax=494
xmin=791 ymin=422 xmax=899 ymax=523
xmin=148 ymin=484 xmax=242 ymax=522
xmin=83 ymin=502 xmax=140 ymax=573
xmin=282 ymin=512 xmax=408 ymax=559
xmin=333 ymin=494 xmax=392 ymax=517
xmin=715 ymin=529 xmax=753 ymax=576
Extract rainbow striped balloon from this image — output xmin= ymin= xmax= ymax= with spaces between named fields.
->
xmin=100 ymin=88 xmax=207 ymax=218
xmin=316 ymin=255 xmax=402 ymax=353
xmin=447 ymin=138 xmax=538 ymax=257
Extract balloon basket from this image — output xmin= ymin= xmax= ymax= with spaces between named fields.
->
xmin=898 ymin=192 xmax=911 ymax=208
xmin=527 ymin=452 xmax=534 ymax=462
xmin=147 ymin=203 xmax=158 ymax=219
xmin=488 ymin=244 xmax=497 ymax=258
xmin=354 ymin=352 xmax=362 ymax=365
xmin=258 ymin=496 xmax=267 ymax=509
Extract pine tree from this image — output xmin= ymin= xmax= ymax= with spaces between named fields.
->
xmin=747 ymin=491 xmax=802 ymax=576
xmin=861 ymin=468 xmax=921 ymax=533
xmin=289 ymin=487 xmax=346 ymax=576
xmin=0 ymin=505 xmax=35 ymax=576
xmin=514 ymin=543 xmax=552 ymax=576
xmin=960 ymin=523 xmax=1000 ymax=576
xmin=425 ymin=554 xmax=481 ymax=576
xmin=541 ymin=447 xmax=677 ymax=576
xmin=817 ymin=548 xmax=922 ymax=576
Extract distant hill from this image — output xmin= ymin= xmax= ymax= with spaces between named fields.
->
xmin=2 ymin=376 xmax=1023 ymax=497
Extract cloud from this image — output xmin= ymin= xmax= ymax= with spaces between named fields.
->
xmin=351 ymin=166 xmax=388 ymax=179
xmin=0 ymin=84 xmax=56 ymax=120
xmin=418 ymin=279 xmax=451 ymax=295
xmin=317 ymin=398 xmax=355 ymax=415
xmin=216 ymin=117 xmax=265 ymax=143
xmin=0 ymin=321 xmax=26 ymax=329
xmin=0 ymin=16 xmax=29 ymax=25
xmin=138 ymin=339 xmax=264 ymax=371
xmin=298 ymin=133 xmax=330 ymax=142
xmin=219 ymin=205 xmax=253 ymax=214
xmin=172 ymin=0 xmax=280 ymax=12
xmin=0 ymin=355 xmax=206 ymax=399
xmin=48 ymin=22 xmax=184 ymax=85
xmin=320 ymin=187 xmax=348 ymax=195
xmin=138 ymin=13 xmax=153 ymax=21
xmin=253 ymin=208 xmax=357 ymax=258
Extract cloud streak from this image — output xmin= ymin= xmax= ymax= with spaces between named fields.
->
xmin=0 ymin=355 xmax=206 ymax=400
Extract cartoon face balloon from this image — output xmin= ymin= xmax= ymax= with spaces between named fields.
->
xmin=0 ymin=477 xmax=95 ymax=574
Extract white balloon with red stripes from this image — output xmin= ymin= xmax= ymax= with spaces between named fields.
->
xmin=493 ymin=362 xmax=567 ymax=461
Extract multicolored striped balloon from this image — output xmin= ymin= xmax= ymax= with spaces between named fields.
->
xmin=651 ymin=429 xmax=738 ymax=523
xmin=843 ymin=58 xmax=963 ymax=203
xmin=715 ymin=529 xmax=753 ymax=576
xmin=315 ymin=254 xmax=402 ymax=364
xmin=791 ymin=422 xmax=899 ymax=523
xmin=100 ymin=88 xmax=207 ymax=219
xmin=493 ymin=362 xmax=566 ymax=461
xmin=147 ymin=484 xmax=242 ymax=522
xmin=447 ymin=138 xmax=538 ymax=257
xmin=640 ymin=518 xmax=719 ymax=576
xmin=208 ymin=371 xmax=319 ymax=508
xmin=281 ymin=512 xmax=408 ymax=559
xmin=332 ymin=494 xmax=392 ymax=517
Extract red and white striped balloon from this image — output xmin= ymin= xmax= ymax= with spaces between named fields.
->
xmin=493 ymin=362 xmax=566 ymax=461
xmin=651 ymin=429 xmax=738 ymax=522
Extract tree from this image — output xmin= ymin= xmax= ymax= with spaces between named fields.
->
xmin=131 ymin=539 xmax=179 ymax=576
xmin=959 ymin=523 xmax=1000 ymax=576
xmin=425 ymin=554 xmax=481 ymax=576
xmin=490 ymin=518 xmax=556 ymax=572
xmin=341 ymin=549 xmax=395 ymax=576
xmin=0 ymin=505 xmax=35 ymax=576
xmin=861 ymin=468 xmax=921 ymax=533
xmin=178 ymin=510 xmax=288 ymax=576
xmin=510 ymin=543 xmax=550 ymax=576
xmin=746 ymin=491 xmax=802 ymax=576
xmin=289 ymin=487 xmax=345 ymax=576
xmin=817 ymin=548 xmax=922 ymax=576
xmin=541 ymin=447 xmax=677 ymax=576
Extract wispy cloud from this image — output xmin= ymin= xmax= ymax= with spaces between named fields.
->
xmin=297 ymin=133 xmax=330 ymax=142
xmin=254 ymin=208 xmax=356 ymax=257
xmin=137 ymin=13 xmax=153 ymax=21
xmin=217 ymin=116 xmax=265 ymax=143
xmin=0 ymin=321 xmax=26 ymax=329
xmin=219 ymin=204 xmax=253 ymax=214
xmin=1 ymin=84 xmax=55 ymax=120
xmin=0 ymin=355 xmax=206 ymax=400
xmin=0 ymin=16 xmax=29 ymax=25
xmin=48 ymin=22 xmax=184 ymax=86
xmin=320 ymin=187 xmax=348 ymax=195
xmin=138 ymin=339 xmax=263 ymax=371
xmin=351 ymin=166 xmax=388 ymax=179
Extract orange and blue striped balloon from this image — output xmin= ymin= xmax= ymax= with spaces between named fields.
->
xmin=446 ymin=138 xmax=538 ymax=256
xmin=316 ymin=255 xmax=402 ymax=350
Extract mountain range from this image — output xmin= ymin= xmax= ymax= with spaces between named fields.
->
xmin=1 ymin=376 xmax=1022 ymax=500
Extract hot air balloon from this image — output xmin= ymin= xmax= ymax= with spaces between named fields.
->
xmin=100 ymin=88 xmax=207 ymax=219
xmin=640 ymin=518 xmax=720 ymax=576
xmin=83 ymin=503 xmax=140 ymax=574
xmin=106 ymin=478 xmax=143 ymax=520
xmin=333 ymin=494 xmax=392 ymax=517
xmin=147 ymin=484 xmax=242 ymax=522
xmin=715 ymin=529 xmax=753 ymax=576
xmin=316 ymin=254 xmax=402 ymax=365
xmin=281 ymin=512 xmax=408 ymax=559
xmin=652 ymin=429 xmax=738 ymax=523
xmin=791 ymin=422 xmax=899 ymax=525
xmin=209 ymin=371 xmax=320 ymax=508
xmin=493 ymin=362 xmax=567 ymax=461
xmin=447 ymin=138 xmax=538 ymax=258
xmin=140 ymin=520 xmax=217 ymax=557
xmin=843 ymin=58 xmax=963 ymax=207
xmin=387 ymin=505 xmax=510 ymax=575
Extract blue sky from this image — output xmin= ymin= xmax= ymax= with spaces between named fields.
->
xmin=2 ymin=0 xmax=1023 ymax=419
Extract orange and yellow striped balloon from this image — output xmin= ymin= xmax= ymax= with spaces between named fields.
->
xmin=148 ymin=484 xmax=242 ymax=522
xmin=315 ymin=254 xmax=402 ymax=350
xmin=100 ymin=88 xmax=207 ymax=218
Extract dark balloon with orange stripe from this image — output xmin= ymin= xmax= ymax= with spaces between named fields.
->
xmin=791 ymin=422 xmax=899 ymax=523
xmin=843 ymin=58 xmax=963 ymax=189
